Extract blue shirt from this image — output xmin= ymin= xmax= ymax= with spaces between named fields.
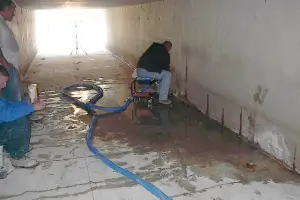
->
xmin=0 ymin=98 xmax=34 ymax=123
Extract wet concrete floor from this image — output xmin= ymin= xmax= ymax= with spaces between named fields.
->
xmin=0 ymin=51 xmax=300 ymax=200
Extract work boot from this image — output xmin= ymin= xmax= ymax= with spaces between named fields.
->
xmin=10 ymin=157 xmax=39 ymax=168
xmin=30 ymin=112 xmax=45 ymax=122
xmin=159 ymin=100 xmax=172 ymax=105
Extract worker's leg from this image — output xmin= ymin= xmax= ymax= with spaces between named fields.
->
xmin=157 ymin=70 xmax=171 ymax=101
xmin=136 ymin=67 xmax=161 ymax=93
xmin=1 ymin=66 xmax=38 ymax=168
xmin=0 ymin=117 xmax=38 ymax=168
xmin=137 ymin=68 xmax=171 ymax=102
xmin=136 ymin=68 xmax=161 ymax=79
xmin=2 ymin=66 xmax=24 ymax=102
xmin=0 ymin=117 xmax=30 ymax=159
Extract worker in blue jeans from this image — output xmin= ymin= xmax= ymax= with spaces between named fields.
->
xmin=136 ymin=41 xmax=175 ymax=105
xmin=0 ymin=65 xmax=45 ymax=170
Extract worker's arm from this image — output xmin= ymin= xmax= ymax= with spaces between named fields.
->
xmin=0 ymin=48 xmax=10 ymax=69
xmin=0 ymin=99 xmax=35 ymax=123
xmin=0 ymin=29 xmax=10 ymax=69
xmin=170 ymin=64 xmax=175 ymax=73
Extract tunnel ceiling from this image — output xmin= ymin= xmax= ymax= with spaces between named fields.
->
xmin=14 ymin=0 xmax=161 ymax=9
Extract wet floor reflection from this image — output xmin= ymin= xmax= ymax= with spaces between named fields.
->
xmin=60 ymin=84 xmax=300 ymax=184
xmin=132 ymin=102 xmax=172 ymax=136
xmin=24 ymin=54 xmax=300 ymax=199
xmin=89 ymin=99 xmax=300 ymax=183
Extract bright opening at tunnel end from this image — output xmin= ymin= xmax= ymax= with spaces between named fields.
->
xmin=35 ymin=8 xmax=107 ymax=56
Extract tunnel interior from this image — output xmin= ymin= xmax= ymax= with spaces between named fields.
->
xmin=35 ymin=8 xmax=107 ymax=55
xmin=1 ymin=0 xmax=300 ymax=200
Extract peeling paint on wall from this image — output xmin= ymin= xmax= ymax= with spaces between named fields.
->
xmin=254 ymin=86 xmax=268 ymax=105
xmin=255 ymin=128 xmax=291 ymax=166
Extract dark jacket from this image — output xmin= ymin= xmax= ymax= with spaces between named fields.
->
xmin=137 ymin=43 xmax=170 ymax=73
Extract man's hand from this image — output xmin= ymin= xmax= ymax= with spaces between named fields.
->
xmin=33 ymin=101 xmax=46 ymax=111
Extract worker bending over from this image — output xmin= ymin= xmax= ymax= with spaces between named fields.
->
xmin=136 ymin=41 xmax=175 ymax=105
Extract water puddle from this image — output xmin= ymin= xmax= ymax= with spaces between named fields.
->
xmin=40 ymin=87 xmax=300 ymax=185
xmin=91 ymin=100 xmax=300 ymax=183
xmin=69 ymin=90 xmax=99 ymax=102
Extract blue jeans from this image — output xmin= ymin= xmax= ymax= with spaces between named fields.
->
xmin=137 ymin=68 xmax=171 ymax=101
xmin=2 ymin=66 xmax=24 ymax=101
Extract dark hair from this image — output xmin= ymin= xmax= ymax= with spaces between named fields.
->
xmin=0 ymin=0 xmax=14 ymax=11
xmin=0 ymin=65 xmax=9 ymax=77
xmin=163 ymin=41 xmax=172 ymax=47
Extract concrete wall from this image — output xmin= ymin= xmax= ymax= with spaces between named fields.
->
xmin=106 ymin=0 xmax=300 ymax=172
xmin=7 ymin=6 xmax=37 ymax=75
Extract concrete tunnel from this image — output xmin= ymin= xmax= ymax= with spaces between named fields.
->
xmin=1 ymin=0 xmax=300 ymax=199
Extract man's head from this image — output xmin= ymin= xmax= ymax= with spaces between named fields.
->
xmin=163 ymin=41 xmax=172 ymax=53
xmin=0 ymin=0 xmax=16 ymax=21
xmin=0 ymin=65 xmax=9 ymax=89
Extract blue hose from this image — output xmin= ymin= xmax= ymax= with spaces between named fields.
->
xmin=62 ymin=84 xmax=173 ymax=200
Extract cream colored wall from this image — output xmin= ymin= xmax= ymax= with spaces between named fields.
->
xmin=106 ymin=0 xmax=300 ymax=172
xmin=7 ymin=6 xmax=37 ymax=75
